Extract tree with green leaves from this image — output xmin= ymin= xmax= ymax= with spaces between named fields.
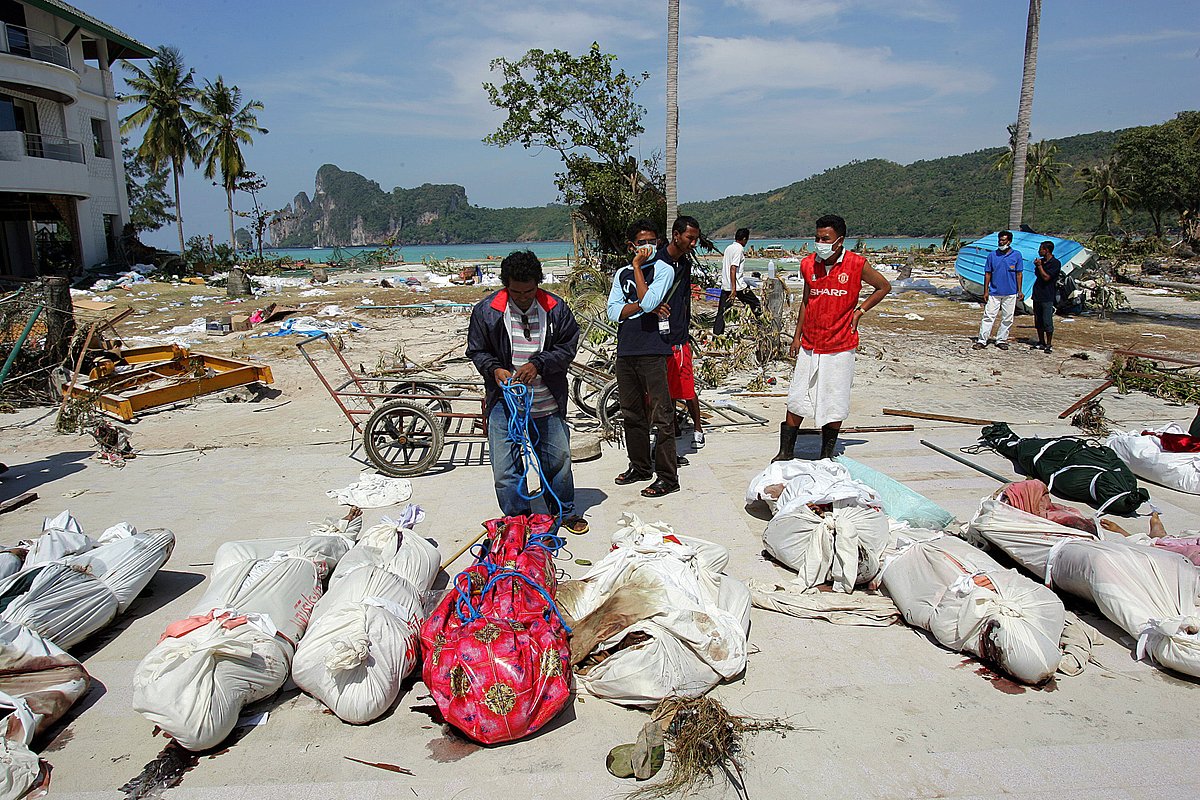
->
xmin=1074 ymin=156 xmax=1136 ymax=232
xmin=122 ymin=136 xmax=175 ymax=233
xmin=483 ymin=43 xmax=661 ymax=257
xmin=990 ymin=122 xmax=1025 ymax=181
xmin=1116 ymin=112 xmax=1200 ymax=238
xmin=1008 ymin=0 xmax=1041 ymax=229
xmin=120 ymin=46 xmax=201 ymax=254
xmin=234 ymin=171 xmax=271 ymax=260
xmin=1024 ymin=140 xmax=1066 ymax=225
xmin=193 ymin=76 xmax=267 ymax=250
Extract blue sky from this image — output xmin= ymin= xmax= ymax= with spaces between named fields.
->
xmin=87 ymin=0 xmax=1199 ymax=248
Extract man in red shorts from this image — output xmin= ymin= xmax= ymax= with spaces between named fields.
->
xmin=667 ymin=335 xmax=704 ymax=450
xmin=772 ymin=214 xmax=891 ymax=462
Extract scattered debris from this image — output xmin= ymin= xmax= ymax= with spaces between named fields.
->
xmin=1070 ymin=399 xmax=1111 ymax=436
xmin=882 ymin=408 xmax=996 ymax=425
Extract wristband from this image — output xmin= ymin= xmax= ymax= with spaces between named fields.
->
xmin=855 ymin=305 xmax=865 ymax=313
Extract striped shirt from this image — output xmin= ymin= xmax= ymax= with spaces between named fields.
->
xmin=508 ymin=300 xmax=558 ymax=418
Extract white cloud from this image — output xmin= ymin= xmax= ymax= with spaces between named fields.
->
xmin=1052 ymin=29 xmax=1200 ymax=51
xmin=727 ymin=0 xmax=955 ymax=25
xmin=682 ymin=35 xmax=991 ymax=101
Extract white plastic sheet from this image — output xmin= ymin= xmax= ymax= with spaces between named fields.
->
xmin=745 ymin=459 xmax=880 ymax=515
xmin=329 ymin=515 xmax=438 ymax=593
xmin=22 ymin=511 xmax=93 ymax=568
xmin=559 ymin=514 xmax=749 ymax=707
xmin=211 ymin=518 xmax=358 ymax=583
xmin=880 ymin=529 xmax=1064 ymax=684
xmin=326 ymin=472 xmax=414 ymax=508
xmin=1106 ymin=424 xmax=1200 ymax=495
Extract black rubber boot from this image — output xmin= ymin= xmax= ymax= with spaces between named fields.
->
xmin=819 ymin=426 xmax=839 ymax=459
xmin=771 ymin=422 xmax=800 ymax=462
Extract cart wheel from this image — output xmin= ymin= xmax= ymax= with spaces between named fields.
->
xmin=363 ymin=399 xmax=445 ymax=477
xmin=570 ymin=360 xmax=609 ymax=417
xmin=388 ymin=380 xmax=452 ymax=430
xmin=597 ymin=379 xmax=623 ymax=436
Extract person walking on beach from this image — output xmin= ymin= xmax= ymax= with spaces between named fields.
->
xmin=607 ymin=217 xmax=702 ymax=497
xmin=714 ymin=228 xmax=763 ymax=336
xmin=974 ymin=230 xmax=1023 ymax=351
xmin=1031 ymin=240 xmax=1061 ymax=353
xmin=773 ymin=214 xmax=891 ymax=462
xmin=466 ymin=250 xmax=589 ymax=534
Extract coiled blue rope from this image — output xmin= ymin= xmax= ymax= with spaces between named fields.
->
xmin=500 ymin=378 xmax=564 ymax=531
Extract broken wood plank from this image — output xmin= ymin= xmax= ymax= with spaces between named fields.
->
xmin=797 ymin=425 xmax=915 ymax=434
xmin=1058 ymin=380 xmax=1115 ymax=419
xmin=1113 ymin=350 xmax=1200 ymax=367
xmin=0 ymin=492 xmax=38 ymax=514
xmin=732 ymin=392 xmax=788 ymax=397
xmin=882 ymin=408 xmax=996 ymax=425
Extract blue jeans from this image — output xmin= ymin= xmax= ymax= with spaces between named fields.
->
xmin=487 ymin=402 xmax=575 ymax=518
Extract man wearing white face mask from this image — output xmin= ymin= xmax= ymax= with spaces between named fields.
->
xmin=772 ymin=214 xmax=891 ymax=462
xmin=974 ymin=230 xmax=1023 ymax=350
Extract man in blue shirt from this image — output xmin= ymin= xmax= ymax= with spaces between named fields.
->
xmin=974 ymin=230 xmax=1023 ymax=351
xmin=606 ymin=217 xmax=700 ymax=497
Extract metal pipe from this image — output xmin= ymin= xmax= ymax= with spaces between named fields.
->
xmin=920 ymin=439 xmax=1010 ymax=483
xmin=0 ymin=304 xmax=44 ymax=385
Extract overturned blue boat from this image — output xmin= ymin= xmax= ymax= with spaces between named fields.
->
xmin=955 ymin=231 xmax=1094 ymax=308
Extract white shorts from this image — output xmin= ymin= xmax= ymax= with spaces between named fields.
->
xmin=786 ymin=348 xmax=855 ymax=427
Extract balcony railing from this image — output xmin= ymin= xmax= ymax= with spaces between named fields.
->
xmin=1 ymin=23 xmax=72 ymax=70
xmin=22 ymin=132 xmax=85 ymax=163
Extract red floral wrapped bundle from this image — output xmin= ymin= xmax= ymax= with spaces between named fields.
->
xmin=421 ymin=515 xmax=571 ymax=744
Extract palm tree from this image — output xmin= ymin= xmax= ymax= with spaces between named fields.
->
xmin=990 ymin=122 xmax=1025 ymax=180
xmin=1075 ymin=157 xmax=1137 ymax=232
xmin=665 ymin=0 xmax=679 ymax=228
xmin=1008 ymin=0 xmax=1041 ymax=230
xmin=1023 ymin=140 xmax=1065 ymax=226
xmin=120 ymin=46 xmax=201 ymax=254
xmin=193 ymin=76 xmax=267 ymax=249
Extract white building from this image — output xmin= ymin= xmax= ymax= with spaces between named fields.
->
xmin=0 ymin=0 xmax=153 ymax=276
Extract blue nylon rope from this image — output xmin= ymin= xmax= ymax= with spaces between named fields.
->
xmin=500 ymin=378 xmax=564 ymax=531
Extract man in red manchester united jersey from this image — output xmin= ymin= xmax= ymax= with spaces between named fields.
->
xmin=772 ymin=214 xmax=891 ymax=461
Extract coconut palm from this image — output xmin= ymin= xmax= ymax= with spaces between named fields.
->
xmin=1008 ymin=0 xmax=1041 ymax=230
xmin=665 ymin=0 xmax=679 ymax=227
xmin=1022 ymin=140 xmax=1065 ymax=226
xmin=120 ymin=46 xmax=201 ymax=254
xmin=990 ymin=122 xmax=1025 ymax=180
xmin=1075 ymin=157 xmax=1137 ymax=232
xmin=193 ymin=77 xmax=267 ymax=249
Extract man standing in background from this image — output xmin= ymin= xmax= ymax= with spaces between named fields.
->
xmin=1031 ymin=240 xmax=1061 ymax=353
xmin=714 ymin=228 xmax=762 ymax=336
xmin=974 ymin=230 xmax=1023 ymax=351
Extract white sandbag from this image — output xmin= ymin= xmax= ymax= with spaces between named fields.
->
xmin=1106 ymin=425 xmax=1200 ymax=495
xmin=330 ymin=514 xmax=438 ymax=593
xmin=211 ymin=519 xmax=358 ymax=582
xmin=132 ymin=618 xmax=293 ymax=752
xmin=880 ymin=530 xmax=1064 ymax=684
xmin=561 ymin=515 xmax=749 ymax=707
xmin=292 ymin=567 xmax=424 ymax=724
xmin=763 ymin=503 xmax=893 ymax=593
xmin=745 ymin=459 xmax=880 ymax=515
xmin=0 ymin=622 xmax=91 ymax=800
xmin=0 ymin=563 xmax=119 ymax=650
xmin=970 ymin=496 xmax=1200 ymax=677
xmin=133 ymin=556 xmax=322 ymax=750
xmin=1047 ymin=538 xmax=1200 ymax=677
xmin=63 ymin=529 xmax=175 ymax=613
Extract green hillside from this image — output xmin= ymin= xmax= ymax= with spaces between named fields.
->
xmin=681 ymin=129 xmax=1136 ymax=238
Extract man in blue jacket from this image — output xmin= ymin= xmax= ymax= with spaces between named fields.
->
xmin=974 ymin=230 xmax=1023 ymax=351
xmin=466 ymin=250 xmax=588 ymax=534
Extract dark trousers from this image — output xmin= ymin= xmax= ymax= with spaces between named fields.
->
xmin=714 ymin=289 xmax=762 ymax=335
xmin=614 ymin=354 xmax=678 ymax=485
xmin=1033 ymin=300 xmax=1055 ymax=334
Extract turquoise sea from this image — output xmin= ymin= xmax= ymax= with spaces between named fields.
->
xmin=263 ymin=237 xmax=942 ymax=266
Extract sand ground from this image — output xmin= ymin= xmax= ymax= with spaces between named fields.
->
xmin=2 ymin=259 xmax=1199 ymax=800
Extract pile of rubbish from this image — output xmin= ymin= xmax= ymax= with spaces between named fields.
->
xmin=0 ymin=511 xmax=174 ymax=800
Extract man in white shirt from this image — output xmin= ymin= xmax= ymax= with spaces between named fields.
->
xmin=714 ymin=228 xmax=763 ymax=335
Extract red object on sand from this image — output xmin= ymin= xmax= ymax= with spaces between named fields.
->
xmin=420 ymin=515 xmax=571 ymax=744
